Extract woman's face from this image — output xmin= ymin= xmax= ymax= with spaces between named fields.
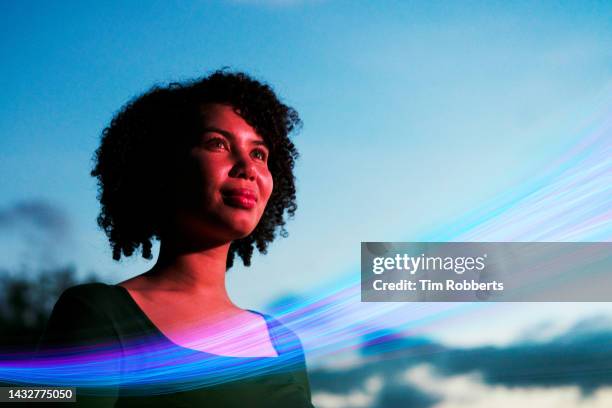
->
xmin=173 ymin=103 xmax=274 ymax=244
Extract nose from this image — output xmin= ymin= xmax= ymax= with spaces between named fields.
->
xmin=229 ymin=152 xmax=256 ymax=181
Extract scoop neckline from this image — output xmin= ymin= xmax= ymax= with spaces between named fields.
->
xmin=112 ymin=284 xmax=281 ymax=359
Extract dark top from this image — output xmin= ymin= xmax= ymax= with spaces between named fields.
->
xmin=36 ymin=283 xmax=315 ymax=407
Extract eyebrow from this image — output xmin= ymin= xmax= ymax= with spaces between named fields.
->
xmin=202 ymin=126 xmax=268 ymax=148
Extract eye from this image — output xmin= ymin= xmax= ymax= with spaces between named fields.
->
xmin=251 ymin=148 xmax=268 ymax=161
xmin=204 ymin=137 xmax=228 ymax=151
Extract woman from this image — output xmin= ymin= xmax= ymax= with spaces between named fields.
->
xmin=37 ymin=70 xmax=315 ymax=407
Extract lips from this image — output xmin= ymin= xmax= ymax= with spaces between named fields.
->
xmin=221 ymin=188 xmax=257 ymax=209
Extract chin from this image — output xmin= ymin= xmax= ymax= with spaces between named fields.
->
xmin=223 ymin=215 xmax=259 ymax=239
xmin=173 ymin=209 xmax=258 ymax=244
xmin=230 ymin=223 xmax=258 ymax=239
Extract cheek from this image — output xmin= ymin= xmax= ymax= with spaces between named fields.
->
xmin=179 ymin=154 xmax=226 ymax=205
xmin=260 ymin=172 xmax=274 ymax=205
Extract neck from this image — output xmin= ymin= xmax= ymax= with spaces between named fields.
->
xmin=144 ymin=238 xmax=234 ymax=306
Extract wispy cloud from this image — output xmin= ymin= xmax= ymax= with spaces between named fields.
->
xmin=0 ymin=200 xmax=72 ymax=268
xmin=406 ymin=364 xmax=612 ymax=408
xmin=0 ymin=200 xmax=69 ymax=237
xmin=310 ymin=316 xmax=612 ymax=407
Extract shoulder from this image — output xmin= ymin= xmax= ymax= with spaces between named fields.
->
xmin=255 ymin=311 xmax=313 ymax=396
xmin=254 ymin=311 xmax=306 ymax=357
xmin=39 ymin=283 xmax=121 ymax=350
xmin=60 ymin=282 xmax=113 ymax=301
xmin=257 ymin=312 xmax=298 ymax=337
xmin=57 ymin=283 xmax=125 ymax=312
xmin=54 ymin=282 xmax=126 ymax=317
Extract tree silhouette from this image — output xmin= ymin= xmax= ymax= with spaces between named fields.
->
xmin=0 ymin=265 xmax=99 ymax=351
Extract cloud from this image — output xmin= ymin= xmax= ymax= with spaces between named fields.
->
xmin=311 ymin=375 xmax=385 ymax=408
xmin=433 ymin=322 xmax=612 ymax=393
xmin=0 ymin=200 xmax=72 ymax=268
xmin=309 ymin=316 xmax=612 ymax=407
xmin=405 ymin=364 xmax=612 ymax=408
xmin=0 ymin=200 xmax=69 ymax=238
xmin=312 ymin=373 xmax=439 ymax=408
xmin=360 ymin=330 xmax=444 ymax=357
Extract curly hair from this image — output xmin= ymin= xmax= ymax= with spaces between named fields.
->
xmin=91 ymin=70 xmax=301 ymax=269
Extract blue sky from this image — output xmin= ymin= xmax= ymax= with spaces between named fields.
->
xmin=1 ymin=1 xmax=611 ymax=343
